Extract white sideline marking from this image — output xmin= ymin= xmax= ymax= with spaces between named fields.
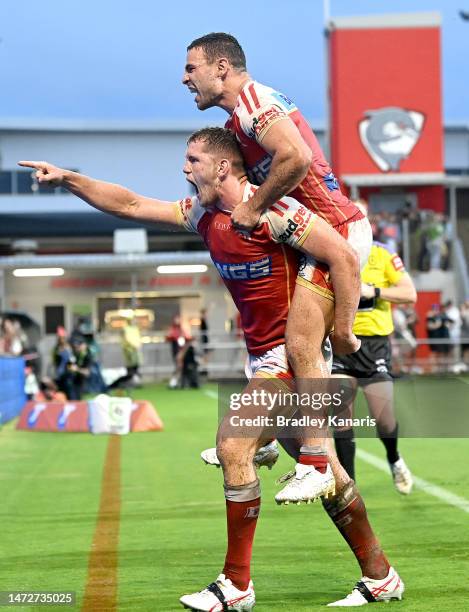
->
xmin=203 ymin=389 xmax=219 ymax=401
xmin=356 ymin=448 xmax=469 ymax=514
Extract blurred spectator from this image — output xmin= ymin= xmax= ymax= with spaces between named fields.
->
xmin=392 ymin=306 xmax=417 ymax=372
xmin=179 ymin=339 xmax=200 ymax=388
xmin=426 ymin=303 xmax=452 ymax=367
xmin=52 ymin=328 xmax=75 ymax=398
xmin=35 ymin=377 xmax=67 ymax=402
xmin=418 ymin=212 xmax=446 ymax=271
xmin=377 ymin=212 xmax=401 ymax=253
xmin=461 ymin=300 xmax=469 ymax=363
xmin=0 ymin=317 xmax=23 ymax=356
xmin=199 ymin=308 xmax=212 ymax=374
xmin=444 ymin=300 xmax=461 ymax=348
xmin=166 ymin=315 xmax=192 ymax=388
xmin=71 ymin=317 xmax=106 ymax=393
xmin=166 ymin=315 xmax=191 ymax=361
xmin=108 ymin=314 xmax=142 ymax=390
xmin=69 ymin=336 xmax=93 ymax=399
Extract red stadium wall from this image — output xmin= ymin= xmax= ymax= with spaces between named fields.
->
xmin=328 ymin=14 xmax=444 ymax=211
xmin=415 ymin=290 xmax=441 ymax=359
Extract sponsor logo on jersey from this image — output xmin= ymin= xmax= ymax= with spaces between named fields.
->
xmin=247 ymin=154 xmax=272 ymax=185
xmin=358 ymin=107 xmax=425 ymax=172
xmin=215 ymin=221 xmax=231 ymax=231
xmin=324 ymin=171 xmax=340 ymax=192
xmin=213 ymin=256 xmax=272 ymax=280
xmin=271 ymin=91 xmax=297 ymax=112
xmin=251 ymin=106 xmax=285 ymax=138
xmin=277 ymin=206 xmax=312 ymax=242
xmin=391 ymin=254 xmax=404 ymax=271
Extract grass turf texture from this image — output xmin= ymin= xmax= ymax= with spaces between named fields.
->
xmin=0 ymin=381 xmax=468 ymax=611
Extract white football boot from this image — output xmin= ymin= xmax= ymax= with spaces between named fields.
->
xmin=390 ymin=457 xmax=413 ymax=495
xmin=180 ymin=574 xmax=255 ymax=611
xmin=201 ymin=440 xmax=279 ymax=470
xmin=274 ymin=462 xmax=335 ymax=505
xmin=327 ymin=566 xmax=404 ymax=606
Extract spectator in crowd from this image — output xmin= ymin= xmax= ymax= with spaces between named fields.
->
xmin=35 ymin=377 xmax=67 ymax=402
xmin=166 ymin=315 xmax=192 ymax=388
xmin=377 ymin=212 xmax=401 ymax=254
xmin=460 ymin=300 xmax=469 ymax=363
xmin=392 ymin=306 xmax=417 ymax=373
xmin=423 ymin=212 xmax=446 ymax=270
xmin=52 ymin=327 xmax=75 ymax=398
xmin=69 ymin=336 xmax=93 ymax=399
xmin=444 ymin=300 xmax=462 ymax=359
xmin=0 ymin=317 xmax=23 ymax=356
xmin=71 ymin=317 xmax=106 ymax=393
xmin=179 ymin=338 xmax=200 ymax=389
xmin=166 ymin=315 xmax=191 ymax=361
xmin=109 ymin=314 xmax=142 ymax=390
xmin=199 ymin=308 xmax=211 ymax=374
xmin=426 ymin=303 xmax=453 ymax=368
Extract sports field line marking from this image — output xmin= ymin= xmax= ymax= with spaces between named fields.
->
xmin=203 ymin=389 xmax=219 ymax=400
xmin=356 ymin=448 xmax=469 ymax=515
xmin=82 ymin=435 xmax=121 ymax=611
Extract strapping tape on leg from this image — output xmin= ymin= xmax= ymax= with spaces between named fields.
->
xmin=322 ymin=480 xmax=358 ymax=517
xmin=224 ymin=479 xmax=261 ymax=502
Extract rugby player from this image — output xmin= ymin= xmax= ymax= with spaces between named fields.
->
xmin=19 ymin=128 xmax=403 ymax=610
xmin=183 ymin=33 xmax=373 ymax=501
xmin=332 ymin=229 xmax=416 ymax=493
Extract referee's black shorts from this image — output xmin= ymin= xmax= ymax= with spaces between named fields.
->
xmin=331 ymin=335 xmax=393 ymax=386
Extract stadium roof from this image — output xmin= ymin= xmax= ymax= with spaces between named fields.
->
xmin=0 ymin=251 xmax=212 ymax=270
xmin=0 ymin=117 xmax=328 ymax=133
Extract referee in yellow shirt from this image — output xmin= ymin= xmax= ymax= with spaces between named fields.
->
xmin=332 ymin=240 xmax=417 ymax=494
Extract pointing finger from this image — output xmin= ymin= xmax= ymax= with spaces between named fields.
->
xmin=18 ymin=160 xmax=46 ymax=170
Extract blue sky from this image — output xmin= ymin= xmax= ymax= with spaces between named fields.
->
xmin=1 ymin=0 xmax=468 ymax=123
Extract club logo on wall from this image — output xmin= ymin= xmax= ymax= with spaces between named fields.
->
xmin=358 ymin=107 xmax=425 ymax=172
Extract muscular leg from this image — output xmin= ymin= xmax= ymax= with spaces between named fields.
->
xmin=215 ymin=377 xmax=273 ymax=591
xmin=363 ymin=380 xmax=399 ymax=464
xmin=331 ymin=374 xmax=358 ymax=480
xmin=277 ymin=436 xmax=390 ymax=579
xmin=285 ymin=284 xmax=335 ymax=468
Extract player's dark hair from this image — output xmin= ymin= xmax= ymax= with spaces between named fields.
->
xmin=188 ymin=127 xmax=245 ymax=174
xmin=187 ymin=33 xmax=247 ymax=71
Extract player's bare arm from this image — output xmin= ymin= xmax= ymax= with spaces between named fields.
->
xmin=231 ymin=119 xmax=312 ymax=230
xmin=17 ymin=161 xmax=179 ymax=226
xmin=300 ymin=217 xmax=361 ymax=355
xmin=361 ymin=273 xmax=417 ymax=304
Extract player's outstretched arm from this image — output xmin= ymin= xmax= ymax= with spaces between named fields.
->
xmin=231 ymin=119 xmax=311 ymax=230
xmin=300 ymin=217 xmax=361 ymax=355
xmin=17 ymin=160 xmax=179 ymax=226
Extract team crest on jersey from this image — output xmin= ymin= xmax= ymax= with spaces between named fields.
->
xmin=358 ymin=107 xmax=425 ymax=172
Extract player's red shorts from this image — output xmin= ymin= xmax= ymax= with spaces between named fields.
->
xmin=297 ymin=216 xmax=372 ymax=300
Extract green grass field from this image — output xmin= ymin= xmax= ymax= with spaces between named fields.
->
xmin=1 ymin=382 xmax=468 ymax=611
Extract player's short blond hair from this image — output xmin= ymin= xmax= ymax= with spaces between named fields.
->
xmin=188 ymin=127 xmax=246 ymax=175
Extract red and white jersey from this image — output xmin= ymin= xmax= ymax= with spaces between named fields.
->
xmin=225 ymin=80 xmax=363 ymax=228
xmin=174 ymin=182 xmax=316 ymax=355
